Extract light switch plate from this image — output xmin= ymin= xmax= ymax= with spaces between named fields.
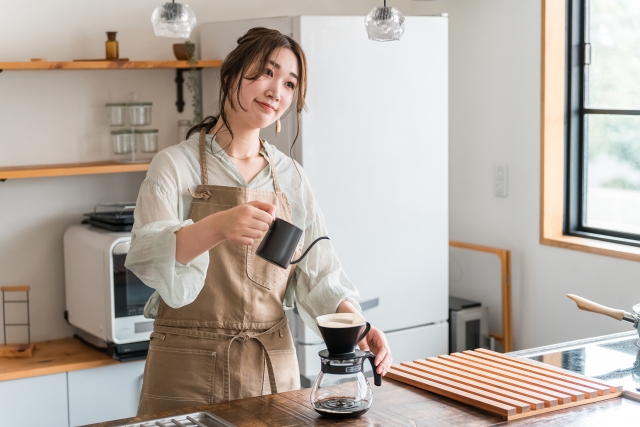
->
xmin=493 ymin=162 xmax=508 ymax=197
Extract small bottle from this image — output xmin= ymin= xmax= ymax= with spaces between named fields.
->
xmin=105 ymin=32 xmax=119 ymax=60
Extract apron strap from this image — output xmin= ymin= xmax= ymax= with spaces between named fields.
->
xmin=222 ymin=316 xmax=287 ymax=400
xmin=259 ymin=138 xmax=282 ymax=194
xmin=199 ymin=128 xmax=209 ymax=186
xmin=187 ymin=129 xmax=211 ymax=200
xmin=256 ymin=336 xmax=278 ymax=395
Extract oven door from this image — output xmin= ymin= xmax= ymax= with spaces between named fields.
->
xmin=111 ymin=241 xmax=155 ymax=344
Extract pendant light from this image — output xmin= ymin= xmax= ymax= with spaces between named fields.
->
xmin=151 ymin=1 xmax=197 ymax=38
xmin=364 ymin=0 xmax=405 ymax=42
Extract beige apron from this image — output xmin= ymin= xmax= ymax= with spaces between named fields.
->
xmin=137 ymin=130 xmax=302 ymax=417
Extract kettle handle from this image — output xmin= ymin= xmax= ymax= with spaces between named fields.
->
xmin=567 ymin=294 xmax=627 ymax=321
xmin=364 ymin=351 xmax=382 ymax=386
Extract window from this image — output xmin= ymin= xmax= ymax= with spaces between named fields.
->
xmin=566 ymin=0 xmax=640 ymax=246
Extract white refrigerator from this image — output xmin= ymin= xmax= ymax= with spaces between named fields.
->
xmin=200 ymin=15 xmax=449 ymax=385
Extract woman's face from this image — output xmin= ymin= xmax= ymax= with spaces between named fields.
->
xmin=232 ymin=47 xmax=299 ymax=130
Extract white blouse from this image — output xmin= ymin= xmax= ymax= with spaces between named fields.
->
xmin=124 ymin=133 xmax=361 ymax=336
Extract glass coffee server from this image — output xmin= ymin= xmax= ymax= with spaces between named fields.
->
xmin=310 ymin=313 xmax=382 ymax=418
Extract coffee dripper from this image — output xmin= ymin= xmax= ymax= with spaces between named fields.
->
xmin=310 ymin=313 xmax=382 ymax=418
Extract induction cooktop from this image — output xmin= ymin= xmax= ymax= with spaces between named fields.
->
xmin=511 ymin=331 xmax=640 ymax=401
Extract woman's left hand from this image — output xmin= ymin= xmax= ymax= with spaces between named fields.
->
xmin=357 ymin=326 xmax=392 ymax=376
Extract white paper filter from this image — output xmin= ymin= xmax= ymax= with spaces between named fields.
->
xmin=316 ymin=312 xmax=366 ymax=328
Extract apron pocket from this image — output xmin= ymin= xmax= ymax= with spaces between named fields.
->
xmin=246 ymin=242 xmax=290 ymax=290
xmin=265 ymin=348 xmax=300 ymax=394
xmin=143 ymin=345 xmax=216 ymax=404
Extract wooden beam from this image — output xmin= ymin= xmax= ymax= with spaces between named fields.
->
xmin=0 ymin=60 xmax=222 ymax=70
xmin=0 ymin=161 xmax=149 ymax=180
xmin=540 ymin=0 xmax=567 ymax=244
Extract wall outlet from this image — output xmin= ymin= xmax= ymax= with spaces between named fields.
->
xmin=493 ymin=162 xmax=508 ymax=197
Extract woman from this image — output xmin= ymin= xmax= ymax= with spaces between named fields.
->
xmin=126 ymin=27 xmax=392 ymax=417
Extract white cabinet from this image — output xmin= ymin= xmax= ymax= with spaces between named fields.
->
xmin=0 ymin=373 xmax=69 ymax=427
xmin=0 ymin=360 xmax=146 ymax=427
xmin=384 ymin=322 xmax=449 ymax=363
xmin=67 ymin=361 xmax=145 ymax=427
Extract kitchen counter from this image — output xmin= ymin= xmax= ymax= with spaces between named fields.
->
xmin=0 ymin=337 xmax=121 ymax=382
xmin=85 ymin=331 xmax=640 ymax=426
xmin=87 ymin=375 xmax=640 ymax=427
xmin=510 ymin=330 xmax=640 ymax=402
xmin=509 ymin=330 xmax=638 ymax=358
xmin=7 ymin=335 xmax=640 ymax=425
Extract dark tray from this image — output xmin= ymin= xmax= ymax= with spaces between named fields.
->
xmin=85 ymin=211 xmax=134 ymax=225
xmin=86 ymin=218 xmax=133 ymax=232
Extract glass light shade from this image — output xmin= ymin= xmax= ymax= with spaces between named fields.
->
xmin=151 ymin=2 xmax=196 ymax=38
xmin=364 ymin=7 xmax=405 ymax=42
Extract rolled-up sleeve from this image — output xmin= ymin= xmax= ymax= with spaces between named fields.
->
xmin=290 ymin=201 xmax=361 ymax=337
xmin=125 ymin=159 xmax=209 ymax=313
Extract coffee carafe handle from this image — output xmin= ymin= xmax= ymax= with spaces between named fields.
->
xmin=364 ymin=351 xmax=382 ymax=386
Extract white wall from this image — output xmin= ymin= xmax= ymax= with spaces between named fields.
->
xmin=3 ymin=0 xmax=638 ymax=349
xmin=409 ymin=0 xmax=640 ymax=350
xmin=0 ymin=0 xmax=395 ymax=342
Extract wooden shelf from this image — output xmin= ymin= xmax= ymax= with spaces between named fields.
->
xmin=0 ymin=161 xmax=149 ymax=180
xmin=0 ymin=60 xmax=215 ymax=179
xmin=0 ymin=60 xmax=222 ymax=70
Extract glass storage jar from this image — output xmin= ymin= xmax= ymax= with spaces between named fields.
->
xmin=135 ymin=129 xmax=159 ymax=153
xmin=129 ymin=102 xmax=152 ymax=126
xmin=106 ymin=103 xmax=127 ymax=126
xmin=111 ymin=129 xmax=134 ymax=154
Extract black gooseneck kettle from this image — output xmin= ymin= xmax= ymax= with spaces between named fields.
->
xmin=256 ymin=217 xmax=329 ymax=268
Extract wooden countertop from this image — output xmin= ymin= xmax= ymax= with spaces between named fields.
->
xmin=88 ymin=377 xmax=640 ymax=427
xmin=0 ymin=337 xmax=121 ymax=382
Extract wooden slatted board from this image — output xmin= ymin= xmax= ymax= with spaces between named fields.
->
xmin=386 ymin=348 xmax=623 ymax=421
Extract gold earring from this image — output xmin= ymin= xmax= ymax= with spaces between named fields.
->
xmin=275 ymin=119 xmax=281 ymax=134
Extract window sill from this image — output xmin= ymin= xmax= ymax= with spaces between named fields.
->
xmin=541 ymin=234 xmax=640 ymax=262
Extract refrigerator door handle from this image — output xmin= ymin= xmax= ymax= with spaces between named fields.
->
xmin=360 ymin=298 xmax=379 ymax=311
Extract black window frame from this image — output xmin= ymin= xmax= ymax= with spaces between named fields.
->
xmin=565 ymin=0 xmax=640 ymax=248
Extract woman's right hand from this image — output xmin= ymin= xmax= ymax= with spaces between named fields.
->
xmin=176 ymin=200 xmax=276 ymax=264
xmin=218 ymin=201 xmax=276 ymax=245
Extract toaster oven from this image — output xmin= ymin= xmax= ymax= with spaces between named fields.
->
xmin=64 ymin=224 xmax=155 ymax=360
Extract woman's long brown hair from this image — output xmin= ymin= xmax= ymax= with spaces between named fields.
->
xmin=187 ymin=27 xmax=308 ymax=166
